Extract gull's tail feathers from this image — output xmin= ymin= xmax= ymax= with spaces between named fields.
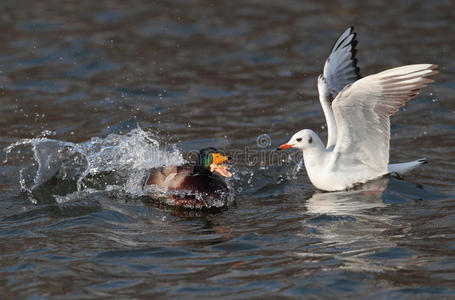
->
xmin=388 ymin=158 xmax=428 ymax=176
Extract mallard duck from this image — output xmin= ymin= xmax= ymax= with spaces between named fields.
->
xmin=142 ymin=147 xmax=232 ymax=207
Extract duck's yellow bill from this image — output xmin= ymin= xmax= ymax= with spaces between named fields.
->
xmin=212 ymin=153 xmax=231 ymax=165
xmin=210 ymin=164 xmax=232 ymax=177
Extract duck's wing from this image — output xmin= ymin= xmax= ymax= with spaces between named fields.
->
xmin=144 ymin=165 xmax=192 ymax=189
xmin=332 ymin=64 xmax=438 ymax=173
xmin=179 ymin=173 xmax=228 ymax=194
xmin=318 ymin=27 xmax=361 ymax=149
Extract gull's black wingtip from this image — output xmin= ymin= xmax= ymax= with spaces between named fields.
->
xmin=418 ymin=158 xmax=428 ymax=165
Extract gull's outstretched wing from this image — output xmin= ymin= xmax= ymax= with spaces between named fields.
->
xmin=320 ymin=26 xmax=361 ymax=102
xmin=318 ymin=27 xmax=361 ymax=149
xmin=332 ymin=64 xmax=438 ymax=173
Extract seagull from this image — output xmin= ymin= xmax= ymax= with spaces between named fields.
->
xmin=277 ymin=27 xmax=438 ymax=191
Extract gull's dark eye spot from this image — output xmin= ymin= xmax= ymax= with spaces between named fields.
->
xmin=308 ymin=137 xmax=313 ymax=144
xmin=296 ymin=138 xmax=302 ymax=142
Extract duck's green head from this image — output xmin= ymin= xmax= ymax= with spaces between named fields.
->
xmin=195 ymin=147 xmax=232 ymax=177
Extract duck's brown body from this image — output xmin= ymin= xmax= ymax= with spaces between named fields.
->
xmin=144 ymin=164 xmax=228 ymax=192
xmin=143 ymin=164 xmax=229 ymax=207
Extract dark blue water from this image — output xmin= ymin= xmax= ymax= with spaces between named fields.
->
xmin=1 ymin=0 xmax=455 ymax=298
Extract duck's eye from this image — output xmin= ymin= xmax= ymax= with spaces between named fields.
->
xmin=308 ymin=137 xmax=313 ymax=144
xmin=296 ymin=138 xmax=302 ymax=142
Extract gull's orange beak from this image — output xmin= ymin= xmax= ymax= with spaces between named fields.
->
xmin=277 ymin=143 xmax=294 ymax=151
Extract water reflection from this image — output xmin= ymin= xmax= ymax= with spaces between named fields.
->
xmin=305 ymin=178 xmax=389 ymax=216
xmin=299 ymin=178 xmax=399 ymax=273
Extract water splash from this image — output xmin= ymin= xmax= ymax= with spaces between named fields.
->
xmin=142 ymin=184 xmax=233 ymax=209
xmin=289 ymin=158 xmax=304 ymax=178
xmin=4 ymin=137 xmax=81 ymax=202
xmin=4 ymin=127 xmax=187 ymax=204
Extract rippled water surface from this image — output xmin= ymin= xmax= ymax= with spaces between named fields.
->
xmin=1 ymin=0 xmax=455 ymax=298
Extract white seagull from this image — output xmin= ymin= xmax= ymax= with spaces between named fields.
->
xmin=278 ymin=27 xmax=438 ymax=191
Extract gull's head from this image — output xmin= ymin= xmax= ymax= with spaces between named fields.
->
xmin=277 ymin=129 xmax=318 ymax=151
